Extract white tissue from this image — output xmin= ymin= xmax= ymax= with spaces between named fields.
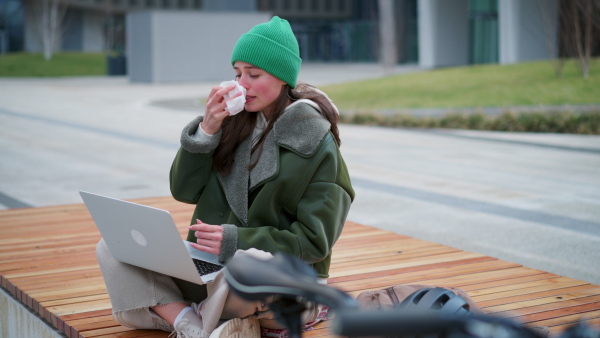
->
xmin=219 ymin=80 xmax=246 ymax=116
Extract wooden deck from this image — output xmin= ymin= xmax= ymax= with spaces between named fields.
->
xmin=1 ymin=196 xmax=599 ymax=338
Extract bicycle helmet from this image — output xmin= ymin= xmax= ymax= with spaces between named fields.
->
xmin=398 ymin=287 xmax=472 ymax=317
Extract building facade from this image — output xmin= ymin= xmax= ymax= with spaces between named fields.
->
xmin=1 ymin=0 xmax=580 ymax=73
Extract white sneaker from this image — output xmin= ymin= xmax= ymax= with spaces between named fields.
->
xmin=170 ymin=310 xmax=209 ymax=338
xmin=209 ymin=317 xmax=260 ymax=338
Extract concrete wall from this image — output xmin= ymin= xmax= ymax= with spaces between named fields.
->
xmin=418 ymin=0 xmax=469 ymax=69
xmin=127 ymin=11 xmax=271 ymax=83
xmin=499 ymin=0 xmax=558 ymax=64
xmin=1 ymin=288 xmax=64 ymax=338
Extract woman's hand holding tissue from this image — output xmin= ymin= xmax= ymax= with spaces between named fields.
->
xmin=200 ymin=84 xmax=244 ymax=135
xmin=219 ymin=80 xmax=246 ymax=116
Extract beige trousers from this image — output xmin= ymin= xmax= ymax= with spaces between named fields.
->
xmin=96 ymin=239 xmax=320 ymax=334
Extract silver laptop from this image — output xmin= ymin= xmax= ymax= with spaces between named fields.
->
xmin=80 ymin=191 xmax=223 ymax=284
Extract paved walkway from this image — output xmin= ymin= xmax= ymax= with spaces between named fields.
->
xmin=1 ymin=63 xmax=599 ymax=285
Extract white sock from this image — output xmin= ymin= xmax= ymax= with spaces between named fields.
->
xmin=194 ymin=301 xmax=204 ymax=316
xmin=173 ymin=306 xmax=193 ymax=327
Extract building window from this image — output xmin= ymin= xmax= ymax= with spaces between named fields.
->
xmin=311 ymin=0 xmax=318 ymax=12
xmin=269 ymin=0 xmax=277 ymax=11
xmin=0 ymin=0 xmax=24 ymax=53
xmin=338 ymin=0 xmax=346 ymax=13
xmin=468 ymin=0 xmax=498 ymax=64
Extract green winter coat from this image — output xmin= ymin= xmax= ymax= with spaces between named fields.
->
xmin=170 ymin=101 xmax=354 ymax=278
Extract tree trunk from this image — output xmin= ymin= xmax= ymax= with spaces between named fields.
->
xmin=582 ymin=0 xmax=592 ymax=78
xmin=538 ymin=0 xmax=565 ymax=77
xmin=32 ymin=0 xmax=67 ymax=61
xmin=571 ymin=0 xmax=596 ymax=78
xmin=104 ymin=0 xmax=115 ymax=53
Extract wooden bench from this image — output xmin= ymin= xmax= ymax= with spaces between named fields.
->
xmin=1 ymin=196 xmax=599 ymax=337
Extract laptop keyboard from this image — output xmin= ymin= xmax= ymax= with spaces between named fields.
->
xmin=192 ymin=258 xmax=223 ymax=276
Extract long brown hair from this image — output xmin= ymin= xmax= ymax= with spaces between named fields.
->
xmin=213 ymin=83 xmax=341 ymax=175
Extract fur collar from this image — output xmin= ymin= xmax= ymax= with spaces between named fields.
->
xmin=219 ymin=101 xmax=331 ymax=225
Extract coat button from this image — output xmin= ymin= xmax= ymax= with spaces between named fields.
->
xmin=219 ymin=212 xmax=224 ymax=217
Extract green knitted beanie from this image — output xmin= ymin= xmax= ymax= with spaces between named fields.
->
xmin=231 ymin=16 xmax=302 ymax=88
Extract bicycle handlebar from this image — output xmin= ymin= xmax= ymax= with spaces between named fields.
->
xmin=332 ymin=310 xmax=542 ymax=338
xmin=223 ymin=252 xmax=599 ymax=338
xmin=224 ymin=251 xmax=357 ymax=309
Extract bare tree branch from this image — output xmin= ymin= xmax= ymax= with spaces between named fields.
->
xmin=537 ymin=0 xmax=565 ymax=77
xmin=103 ymin=0 xmax=115 ymax=53
xmin=561 ymin=0 xmax=598 ymax=78
xmin=30 ymin=0 xmax=69 ymax=60
xmin=584 ymin=0 xmax=592 ymax=78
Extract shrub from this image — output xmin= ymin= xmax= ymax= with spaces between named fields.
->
xmin=439 ymin=113 xmax=468 ymax=129
xmin=517 ymin=112 xmax=548 ymax=132
xmin=490 ymin=111 xmax=524 ymax=132
xmin=384 ymin=114 xmax=420 ymax=128
xmin=338 ymin=110 xmax=600 ymax=135
xmin=467 ymin=112 xmax=490 ymax=130
xmin=349 ymin=112 xmax=384 ymax=125
xmin=574 ymin=111 xmax=600 ymax=134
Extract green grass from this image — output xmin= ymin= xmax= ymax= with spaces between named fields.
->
xmin=322 ymin=59 xmax=600 ymax=110
xmin=0 ymin=52 xmax=106 ymax=77
xmin=2 ymin=53 xmax=596 ymax=133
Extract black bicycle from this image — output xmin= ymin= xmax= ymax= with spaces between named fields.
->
xmin=223 ymin=252 xmax=600 ymax=338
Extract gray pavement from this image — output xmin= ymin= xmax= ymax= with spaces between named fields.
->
xmin=1 ymin=63 xmax=599 ymax=285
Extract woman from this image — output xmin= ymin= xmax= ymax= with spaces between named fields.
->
xmin=96 ymin=16 xmax=354 ymax=338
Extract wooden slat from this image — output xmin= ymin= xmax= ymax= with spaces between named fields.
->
xmin=1 ymin=198 xmax=599 ymax=337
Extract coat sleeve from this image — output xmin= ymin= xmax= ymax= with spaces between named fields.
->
xmin=170 ymin=116 xmax=221 ymax=204
xmin=220 ymin=135 xmax=355 ymax=265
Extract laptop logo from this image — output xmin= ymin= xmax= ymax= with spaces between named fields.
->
xmin=131 ymin=230 xmax=147 ymax=247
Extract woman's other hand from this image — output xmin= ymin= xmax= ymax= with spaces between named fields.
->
xmin=201 ymin=85 xmax=242 ymax=135
xmin=188 ymin=219 xmax=223 ymax=255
